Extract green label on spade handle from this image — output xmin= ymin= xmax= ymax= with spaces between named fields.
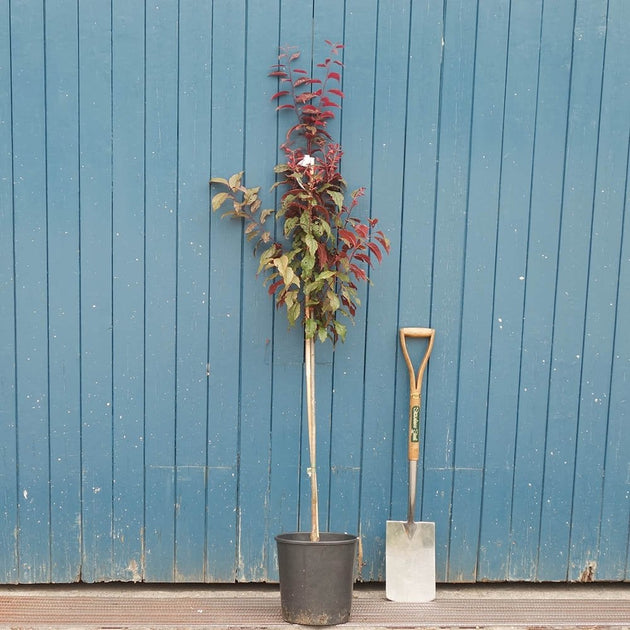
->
xmin=411 ymin=405 xmax=420 ymax=442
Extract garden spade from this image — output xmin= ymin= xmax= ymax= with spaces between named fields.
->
xmin=386 ymin=327 xmax=436 ymax=602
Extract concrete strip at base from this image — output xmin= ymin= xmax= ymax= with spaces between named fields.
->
xmin=0 ymin=583 xmax=627 ymax=630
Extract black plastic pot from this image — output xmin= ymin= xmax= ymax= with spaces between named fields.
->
xmin=275 ymin=532 xmax=358 ymax=626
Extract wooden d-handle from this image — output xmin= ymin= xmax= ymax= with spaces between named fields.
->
xmin=399 ymin=327 xmax=435 ymax=462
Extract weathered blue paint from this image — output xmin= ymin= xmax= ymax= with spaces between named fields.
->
xmin=0 ymin=0 xmax=628 ymax=584
xmin=46 ymin=0 xmax=82 ymax=583
xmin=143 ymin=0 xmax=178 ymax=583
xmin=0 ymin=0 xmax=18 ymax=585
xmin=111 ymin=0 xmax=145 ymax=583
xmin=11 ymin=0 xmax=51 ymax=584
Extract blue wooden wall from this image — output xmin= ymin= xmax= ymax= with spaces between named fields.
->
xmin=0 ymin=0 xmax=628 ymax=584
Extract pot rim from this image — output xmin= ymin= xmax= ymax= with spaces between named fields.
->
xmin=275 ymin=532 xmax=358 ymax=545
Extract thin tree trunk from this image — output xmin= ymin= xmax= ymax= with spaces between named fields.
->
xmin=304 ymin=309 xmax=319 ymax=542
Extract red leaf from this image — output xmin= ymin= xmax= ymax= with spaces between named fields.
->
xmin=295 ymin=92 xmax=318 ymax=104
xmin=289 ymin=52 xmax=300 ymax=61
xmin=355 ymin=223 xmax=369 ymax=239
xmin=340 ymin=296 xmax=355 ymax=316
xmin=276 ymin=104 xmax=295 ymax=111
xmin=317 ymin=242 xmax=329 ymax=268
xmin=350 ymin=264 xmax=367 ymax=281
xmin=327 ymin=71 xmax=341 ymax=81
xmin=269 ymin=71 xmax=287 ymax=78
xmin=376 ymin=233 xmax=391 ymax=253
xmin=292 ymin=68 xmax=308 ymax=74
xmin=367 ymin=241 xmax=383 ymax=262
xmin=328 ymin=88 xmax=345 ymax=98
xmin=339 ymin=229 xmax=357 ymax=247
xmin=268 ymin=279 xmax=284 ymax=295
xmin=302 ymin=105 xmax=321 ymax=115
xmin=320 ymin=97 xmax=341 ymax=108
xmin=271 ymin=90 xmax=290 ymax=100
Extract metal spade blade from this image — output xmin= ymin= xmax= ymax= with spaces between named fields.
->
xmin=386 ymin=519 xmax=435 ymax=602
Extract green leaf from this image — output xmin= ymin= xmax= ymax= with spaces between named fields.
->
xmin=334 ymin=321 xmax=347 ymax=343
xmin=305 ymin=233 xmax=318 ymax=256
xmin=274 ymin=254 xmax=289 ymax=277
xmin=284 ymin=265 xmax=295 ymax=287
xmin=319 ymin=219 xmax=332 ymax=240
xmin=258 ymin=245 xmax=278 ymax=273
xmin=301 ymin=253 xmax=315 ymax=273
xmin=327 ymin=291 xmax=341 ymax=312
xmin=317 ymin=327 xmax=328 ymax=343
xmin=212 ymin=192 xmax=231 ymax=211
xmin=284 ymin=216 xmax=299 ymax=237
xmin=304 ymin=280 xmax=324 ymax=296
xmin=305 ymin=318 xmax=317 ymax=339
xmin=288 ymin=301 xmax=301 ymax=325
xmin=243 ymin=186 xmax=261 ymax=205
xmin=228 ymin=172 xmax=243 ymax=190
xmin=299 ymin=211 xmax=312 ymax=232
xmin=328 ymin=189 xmax=345 ymax=210
xmin=315 ymin=270 xmax=336 ymax=281
xmin=260 ymin=208 xmax=275 ymax=223
xmin=312 ymin=221 xmax=323 ymax=238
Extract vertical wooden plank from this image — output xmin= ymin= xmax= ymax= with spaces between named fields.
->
xmin=327 ymin=0 xmax=378 ymax=544
xmin=599 ymin=135 xmax=630 ymax=580
xmin=396 ymin=4 xmax=444 ymax=572
xmin=173 ymin=0 xmax=212 ymax=582
xmin=237 ymin=0 xmax=279 ymax=582
xmin=359 ymin=0 xmax=411 ymax=581
xmin=266 ymin=1 xmax=312 ymax=576
xmin=425 ymin=0 xmax=477 ymax=582
xmin=45 ymin=0 xmax=82 ymax=583
xmin=78 ymin=0 xmax=114 ymax=582
xmin=477 ymin=0 xmax=542 ymax=581
xmin=396 ymin=0 xmax=443 ymax=499
xmin=592 ymin=0 xmax=630 ymax=583
xmin=206 ymin=0 xmax=247 ymax=582
xmin=144 ymin=0 xmax=179 ymax=582
xmin=537 ymin=0 xmax=608 ymax=581
xmin=11 ymin=0 xmax=51 ymax=583
xmin=111 ymin=0 xmax=145 ymax=582
xmin=509 ymin=0 xmax=573 ymax=581
xmin=569 ymin=0 xmax=628 ymax=581
xmin=0 ymin=0 xmax=18 ymax=585
xmin=614 ymin=139 xmax=630 ymax=583
xmin=300 ymin=0 xmax=346 ymax=540
xmin=448 ymin=0 xmax=508 ymax=583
